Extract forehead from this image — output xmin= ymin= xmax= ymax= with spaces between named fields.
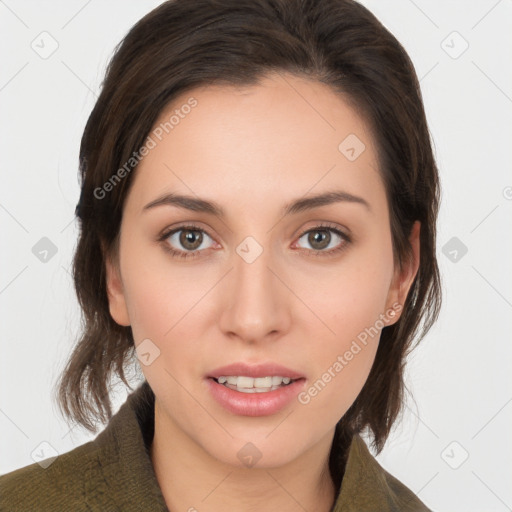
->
xmin=126 ymin=72 xmax=385 ymax=217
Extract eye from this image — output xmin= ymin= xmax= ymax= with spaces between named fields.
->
xmin=158 ymin=222 xmax=351 ymax=260
xmin=159 ymin=225 xmax=216 ymax=260
xmin=295 ymin=223 xmax=351 ymax=256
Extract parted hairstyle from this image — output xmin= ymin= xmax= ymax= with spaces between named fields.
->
xmin=55 ymin=0 xmax=442 ymax=490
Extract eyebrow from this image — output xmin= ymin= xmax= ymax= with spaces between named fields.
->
xmin=142 ymin=189 xmax=371 ymax=217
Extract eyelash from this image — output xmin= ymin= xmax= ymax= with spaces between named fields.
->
xmin=157 ymin=223 xmax=352 ymax=260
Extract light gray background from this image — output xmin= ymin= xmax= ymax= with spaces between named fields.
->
xmin=1 ymin=1 xmax=511 ymax=510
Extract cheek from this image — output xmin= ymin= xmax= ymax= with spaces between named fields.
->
xmin=297 ymin=277 xmax=384 ymax=422
xmin=294 ymin=236 xmax=393 ymax=408
xmin=297 ymin=243 xmax=394 ymax=345
xmin=120 ymin=233 xmax=211 ymax=340
xmin=121 ymin=260 xmax=209 ymax=395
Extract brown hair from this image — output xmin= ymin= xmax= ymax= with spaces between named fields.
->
xmin=55 ymin=0 xmax=442 ymax=489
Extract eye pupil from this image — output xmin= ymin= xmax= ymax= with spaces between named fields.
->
xmin=309 ymin=230 xmax=330 ymax=250
xmin=180 ymin=229 xmax=202 ymax=250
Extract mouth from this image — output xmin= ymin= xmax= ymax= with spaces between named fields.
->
xmin=205 ymin=362 xmax=306 ymax=415
xmin=210 ymin=375 xmax=302 ymax=393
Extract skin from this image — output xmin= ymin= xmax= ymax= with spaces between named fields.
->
xmin=105 ymin=71 xmax=420 ymax=512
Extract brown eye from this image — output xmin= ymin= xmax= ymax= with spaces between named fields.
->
xmin=179 ymin=229 xmax=204 ymax=250
xmin=296 ymin=225 xmax=351 ymax=256
xmin=160 ymin=225 xmax=215 ymax=259
xmin=306 ymin=230 xmax=331 ymax=250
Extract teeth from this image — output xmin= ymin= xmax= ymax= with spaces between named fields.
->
xmin=238 ymin=376 xmax=257 ymax=388
xmin=215 ymin=375 xmax=295 ymax=392
xmin=254 ymin=377 xmax=272 ymax=387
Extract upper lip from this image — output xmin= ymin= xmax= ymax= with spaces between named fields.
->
xmin=208 ymin=362 xmax=305 ymax=380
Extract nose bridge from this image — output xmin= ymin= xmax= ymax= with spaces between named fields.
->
xmin=220 ymin=235 xmax=287 ymax=342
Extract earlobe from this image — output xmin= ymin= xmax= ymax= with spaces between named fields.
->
xmin=385 ymin=221 xmax=421 ymax=325
xmin=104 ymin=253 xmax=131 ymax=327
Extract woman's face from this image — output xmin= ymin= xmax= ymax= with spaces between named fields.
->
xmin=105 ymin=72 xmax=419 ymax=468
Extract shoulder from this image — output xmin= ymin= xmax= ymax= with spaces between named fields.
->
xmin=337 ymin=434 xmax=433 ymax=512
xmin=0 ymin=381 xmax=164 ymax=512
xmin=0 ymin=439 xmax=103 ymax=512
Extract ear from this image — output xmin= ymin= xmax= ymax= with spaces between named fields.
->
xmin=104 ymin=250 xmax=131 ymax=327
xmin=384 ymin=220 xmax=421 ymax=325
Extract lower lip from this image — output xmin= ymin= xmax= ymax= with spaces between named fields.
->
xmin=206 ymin=378 xmax=306 ymax=416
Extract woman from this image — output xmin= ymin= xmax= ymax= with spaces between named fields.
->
xmin=0 ymin=0 xmax=441 ymax=510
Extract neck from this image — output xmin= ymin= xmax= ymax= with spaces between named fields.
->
xmin=150 ymin=400 xmax=337 ymax=512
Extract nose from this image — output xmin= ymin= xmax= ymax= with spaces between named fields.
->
xmin=218 ymin=239 xmax=291 ymax=345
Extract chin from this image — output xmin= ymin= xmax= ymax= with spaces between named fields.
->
xmin=203 ymin=434 xmax=304 ymax=470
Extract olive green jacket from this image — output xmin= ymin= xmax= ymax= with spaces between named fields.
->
xmin=0 ymin=381 xmax=432 ymax=511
